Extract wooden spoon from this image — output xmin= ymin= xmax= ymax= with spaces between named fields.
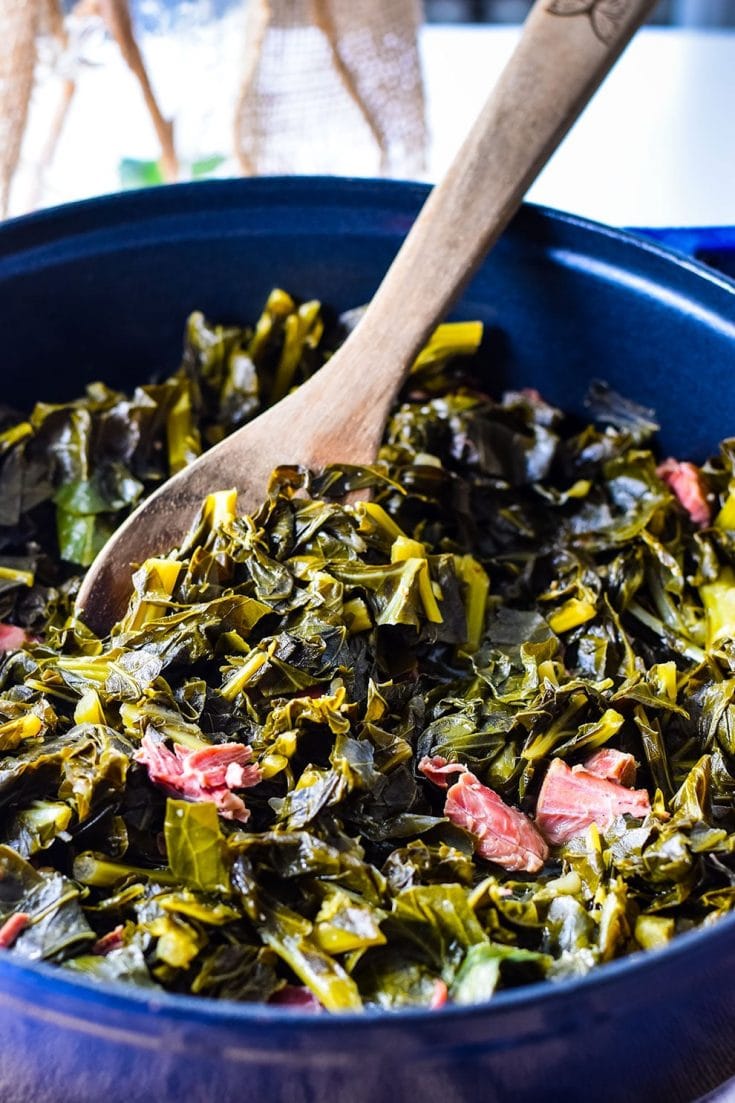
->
xmin=77 ymin=0 xmax=655 ymax=635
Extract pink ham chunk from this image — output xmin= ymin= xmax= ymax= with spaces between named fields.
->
xmin=657 ymin=459 xmax=711 ymax=527
xmin=0 ymin=912 xmax=29 ymax=949
xmin=535 ymin=758 xmax=651 ymax=847
xmin=582 ymin=747 xmax=637 ymax=787
xmin=0 ymin=624 xmax=28 ymax=652
xmin=420 ymin=757 xmax=548 ymax=873
xmin=93 ymin=925 xmax=125 ymax=956
xmin=269 ymin=986 xmax=323 ymax=1012
xmin=430 ymin=979 xmax=449 ymax=1009
xmin=418 ymin=754 xmax=468 ymax=789
xmin=177 ymin=743 xmax=262 ymax=791
xmin=135 ymin=732 xmax=262 ymax=823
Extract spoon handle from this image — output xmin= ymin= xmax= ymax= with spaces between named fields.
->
xmin=324 ymin=0 xmax=657 ymax=414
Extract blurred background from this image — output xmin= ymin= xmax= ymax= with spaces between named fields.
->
xmin=2 ymin=0 xmax=734 ymax=227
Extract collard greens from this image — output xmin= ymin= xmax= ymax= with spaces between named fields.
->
xmin=0 ymin=290 xmax=735 ymax=1012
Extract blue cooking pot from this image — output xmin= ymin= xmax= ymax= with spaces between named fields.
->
xmin=1 ymin=178 xmax=734 ymax=1103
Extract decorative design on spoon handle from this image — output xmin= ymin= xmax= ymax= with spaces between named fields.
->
xmin=547 ymin=0 xmax=629 ymax=45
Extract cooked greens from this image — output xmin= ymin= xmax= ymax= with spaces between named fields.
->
xmin=0 ymin=290 xmax=734 ymax=1012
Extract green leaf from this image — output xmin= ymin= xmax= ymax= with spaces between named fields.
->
xmin=118 ymin=158 xmax=165 ymax=189
xmin=450 ymin=943 xmax=502 ymax=1003
xmin=8 ymin=869 xmax=96 ymax=962
xmin=191 ymin=943 xmax=282 ymax=1002
xmin=5 ymin=800 xmax=72 ymax=857
xmin=257 ymin=899 xmax=363 ymax=1012
xmin=386 ymin=884 xmax=487 ymax=982
xmin=65 ymin=944 xmax=159 ymax=988
xmin=191 ymin=154 xmax=226 ymax=179
xmin=164 ymin=799 xmax=232 ymax=895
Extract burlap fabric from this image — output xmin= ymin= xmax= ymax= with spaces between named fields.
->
xmin=0 ymin=0 xmax=427 ymax=216
xmin=234 ymin=0 xmax=427 ymax=178
xmin=0 ymin=0 xmax=42 ymax=215
xmin=0 ymin=0 xmax=177 ymax=215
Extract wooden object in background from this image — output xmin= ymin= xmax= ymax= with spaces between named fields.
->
xmin=0 ymin=0 xmax=41 ymax=215
xmin=95 ymin=0 xmax=178 ymax=182
xmin=0 ymin=0 xmax=177 ymax=212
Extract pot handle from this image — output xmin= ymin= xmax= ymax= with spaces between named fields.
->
xmin=631 ymin=225 xmax=735 ymax=281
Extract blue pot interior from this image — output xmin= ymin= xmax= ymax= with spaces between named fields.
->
xmin=2 ymin=178 xmax=735 ymax=1103
xmin=3 ymin=178 xmax=734 ymax=463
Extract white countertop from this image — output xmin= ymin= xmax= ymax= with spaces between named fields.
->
xmin=13 ymin=23 xmax=735 ymax=230
xmin=422 ymin=26 xmax=735 ymax=228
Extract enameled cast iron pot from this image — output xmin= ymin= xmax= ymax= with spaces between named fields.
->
xmin=1 ymin=178 xmax=735 ymax=1103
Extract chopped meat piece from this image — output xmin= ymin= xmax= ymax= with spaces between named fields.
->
xmin=421 ymin=757 xmax=548 ymax=873
xmin=135 ymin=731 xmax=262 ymax=822
xmin=0 ymin=912 xmax=29 ymax=949
xmin=535 ymin=758 xmax=651 ymax=847
xmin=0 ymin=624 xmax=28 ymax=652
xmin=657 ymin=459 xmax=711 ymax=526
xmin=583 ymin=747 xmax=637 ymax=787
xmin=181 ymin=743 xmax=262 ymax=790
xmin=93 ymin=926 xmax=125 ymax=955
xmin=418 ymin=754 xmax=468 ymax=789
xmin=444 ymin=771 xmax=549 ymax=874
xmin=269 ymin=985 xmax=322 ymax=1012
xmin=430 ymin=979 xmax=448 ymax=1009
